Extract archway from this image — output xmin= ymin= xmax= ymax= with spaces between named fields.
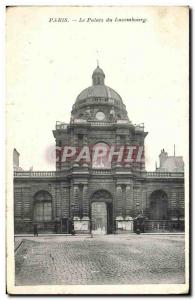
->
xmin=91 ymin=190 xmax=113 ymax=234
xmin=149 ymin=190 xmax=168 ymax=220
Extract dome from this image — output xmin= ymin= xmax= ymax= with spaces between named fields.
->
xmin=76 ymin=85 xmax=123 ymax=103
xmin=76 ymin=65 xmax=123 ymax=105
xmin=71 ymin=66 xmax=130 ymax=123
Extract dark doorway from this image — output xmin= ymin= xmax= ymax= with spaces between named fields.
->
xmin=149 ymin=190 xmax=168 ymax=220
xmin=107 ymin=202 xmax=113 ymax=234
xmin=61 ymin=218 xmax=73 ymax=233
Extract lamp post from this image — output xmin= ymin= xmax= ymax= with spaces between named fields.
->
xmin=90 ymin=217 xmax=93 ymax=238
xmin=70 ymin=203 xmax=75 ymax=235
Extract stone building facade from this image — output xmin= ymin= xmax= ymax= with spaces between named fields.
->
xmin=14 ymin=66 xmax=185 ymax=234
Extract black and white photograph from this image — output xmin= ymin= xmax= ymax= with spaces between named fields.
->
xmin=6 ymin=6 xmax=189 ymax=295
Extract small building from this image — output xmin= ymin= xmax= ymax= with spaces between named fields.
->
xmin=156 ymin=149 xmax=184 ymax=172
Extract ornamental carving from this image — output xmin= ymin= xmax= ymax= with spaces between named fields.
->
xmin=91 ymin=190 xmax=112 ymax=202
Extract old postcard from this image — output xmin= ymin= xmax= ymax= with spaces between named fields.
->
xmin=6 ymin=6 xmax=189 ymax=295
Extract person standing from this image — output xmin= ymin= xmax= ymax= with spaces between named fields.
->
xmin=33 ymin=224 xmax=38 ymax=236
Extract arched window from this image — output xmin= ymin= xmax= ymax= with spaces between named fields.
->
xmin=33 ymin=191 xmax=52 ymax=221
xmin=92 ymin=142 xmax=111 ymax=169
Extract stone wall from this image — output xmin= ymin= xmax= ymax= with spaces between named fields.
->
xmin=14 ymin=173 xmax=184 ymax=234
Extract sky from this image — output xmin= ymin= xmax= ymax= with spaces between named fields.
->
xmin=6 ymin=6 xmax=189 ymax=171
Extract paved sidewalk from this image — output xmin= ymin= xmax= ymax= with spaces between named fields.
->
xmin=15 ymin=234 xmax=185 ymax=285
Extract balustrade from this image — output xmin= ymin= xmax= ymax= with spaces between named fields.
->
xmin=14 ymin=170 xmax=184 ymax=178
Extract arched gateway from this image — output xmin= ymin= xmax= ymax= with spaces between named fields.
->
xmin=91 ymin=190 xmax=113 ymax=234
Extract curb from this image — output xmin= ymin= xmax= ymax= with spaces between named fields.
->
xmin=14 ymin=234 xmax=91 ymax=237
xmin=14 ymin=232 xmax=185 ymax=238
xmin=14 ymin=240 xmax=23 ymax=253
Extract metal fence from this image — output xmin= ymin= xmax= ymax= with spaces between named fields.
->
xmin=143 ymin=220 xmax=184 ymax=232
xmin=14 ymin=219 xmax=185 ymax=234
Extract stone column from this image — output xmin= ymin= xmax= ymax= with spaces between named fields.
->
xmin=125 ymin=135 xmax=130 ymax=146
xmin=116 ymin=135 xmax=120 ymax=147
xmin=122 ymin=186 xmax=126 ymax=217
xmin=61 ymin=184 xmax=70 ymax=219
xmin=54 ymin=185 xmax=60 ymax=220
xmin=170 ymin=191 xmax=177 ymax=219
xmin=125 ymin=184 xmax=133 ymax=216
xmin=72 ymin=184 xmax=79 ymax=217
xmin=22 ymin=187 xmax=31 ymax=220
xmin=115 ymin=184 xmax=123 ymax=217
xmin=15 ymin=188 xmax=23 ymax=219
xmin=82 ymin=184 xmax=89 ymax=217
xmin=73 ymin=133 xmax=78 ymax=146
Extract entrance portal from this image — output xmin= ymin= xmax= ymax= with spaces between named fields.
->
xmin=91 ymin=202 xmax=107 ymax=234
xmin=91 ymin=190 xmax=113 ymax=234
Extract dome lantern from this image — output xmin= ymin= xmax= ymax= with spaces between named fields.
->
xmin=92 ymin=66 xmax=105 ymax=85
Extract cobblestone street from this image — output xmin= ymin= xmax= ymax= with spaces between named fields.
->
xmin=15 ymin=234 xmax=185 ymax=285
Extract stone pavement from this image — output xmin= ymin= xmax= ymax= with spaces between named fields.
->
xmin=15 ymin=234 xmax=185 ymax=285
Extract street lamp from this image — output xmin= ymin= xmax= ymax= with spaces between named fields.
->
xmin=89 ymin=217 xmax=93 ymax=238
xmin=70 ymin=203 xmax=75 ymax=235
